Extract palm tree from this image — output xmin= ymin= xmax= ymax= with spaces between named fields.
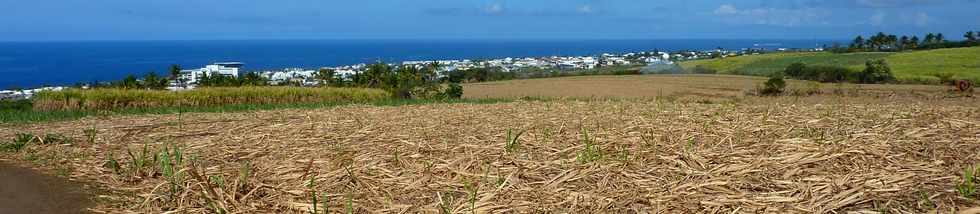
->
xmin=365 ymin=62 xmax=391 ymax=88
xmin=315 ymin=68 xmax=337 ymax=87
xmin=241 ymin=72 xmax=267 ymax=86
xmin=924 ymin=33 xmax=936 ymax=44
xmin=899 ymin=36 xmax=909 ymax=50
xmin=851 ymin=36 xmax=865 ymax=49
xmin=169 ymin=64 xmax=182 ymax=86
xmin=886 ymin=35 xmax=898 ymax=50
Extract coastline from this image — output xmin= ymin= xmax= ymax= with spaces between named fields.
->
xmin=0 ymin=39 xmax=839 ymax=89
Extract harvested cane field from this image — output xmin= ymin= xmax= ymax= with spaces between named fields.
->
xmin=2 ymin=91 xmax=980 ymax=213
xmin=31 ymin=87 xmax=390 ymax=112
xmin=463 ymin=74 xmax=950 ymax=100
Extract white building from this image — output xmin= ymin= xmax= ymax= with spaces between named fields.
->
xmin=179 ymin=62 xmax=245 ymax=84
xmin=645 ymin=57 xmax=675 ymax=65
xmin=0 ymin=90 xmax=16 ymax=100
xmin=268 ymin=69 xmax=316 ymax=82
xmin=1 ymin=87 xmax=66 ymax=99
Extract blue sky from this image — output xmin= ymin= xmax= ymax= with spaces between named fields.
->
xmin=1 ymin=0 xmax=978 ymax=41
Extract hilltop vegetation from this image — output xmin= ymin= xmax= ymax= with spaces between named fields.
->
xmin=836 ymin=31 xmax=979 ymax=53
xmin=679 ymin=46 xmax=980 ymax=84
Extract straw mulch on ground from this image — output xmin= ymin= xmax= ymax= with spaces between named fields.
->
xmin=2 ymin=96 xmax=979 ymax=213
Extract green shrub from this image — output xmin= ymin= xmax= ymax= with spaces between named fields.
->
xmin=783 ymin=63 xmax=855 ymax=83
xmin=0 ymin=99 xmax=33 ymax=112
xmin=759 ymin=76 xmax=786 ymax=96
xmin=442 ymin=83 xmax=464 ymax=99
xmin=859 ymin=59 xmax=896 ymax=84
xmin=611 ymin=68 xmax=642 ymax=75
xmin=828 ymin=67 xmax=855 ymax=83
xmin=689 ymin=65 xmax=718 ymax=74
xmin=783 ymin=62 xmax=806 ymax=77
xmin=810 ymin=66 xmax=854 ymax=83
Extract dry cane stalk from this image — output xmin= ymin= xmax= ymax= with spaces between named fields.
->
xmin=186 ymin=162 xmax=230 ymax=212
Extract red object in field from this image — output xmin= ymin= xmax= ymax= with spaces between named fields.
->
xmin=956 ymin=80 xmax=973 ymax=92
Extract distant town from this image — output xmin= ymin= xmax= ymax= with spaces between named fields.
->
xmin=0 ymin=46 xmax=827 ymax=100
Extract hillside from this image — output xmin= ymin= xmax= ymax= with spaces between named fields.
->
xmin=679 ymin=47 xmax=980 ymax=83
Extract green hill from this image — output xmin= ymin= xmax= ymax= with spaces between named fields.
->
xmin=679 ymin=47 xmax=980 ymax=83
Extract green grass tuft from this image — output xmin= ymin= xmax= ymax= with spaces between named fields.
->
xmin=504 ymin=128 xmax=526 ymax=153
xmin=576 ymin=128 xmax=603 ymax=164
xmin=345 ymin=192 xmax=354 ymax=214
xmin=957 ymin=164 xmax=979 ymax=199
xmin=104 ymin=152 xmax=122 ymax=174
xmin=158 ymin=143 xmax=184 ymax=202
xmin=1 ymin=133 xmax=35 ymax=152
xmin=126 ymin=144 xmax=154 ymax=178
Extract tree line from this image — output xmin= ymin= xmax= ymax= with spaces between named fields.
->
xmin=88 ymin=62 xmax=463 ymax=99
xmin=781 ymin=59 xmax=894 ymax=84
xmin=436 ymin=64 xmax=643 ymax=83
xmin=831 ymin=31 xmax=980 ymax=53
xmin=74 ymin=58 xmax=650 ymax=99
xmin=90 ymin=64 xmax=270 ymax=89
xmin=315 ymin=62 xmax=447 ymax=99
xmin=309 ymin=62 xmax=464 ymax=99
xmin=757 ymin=59 xmax=897 ymax=96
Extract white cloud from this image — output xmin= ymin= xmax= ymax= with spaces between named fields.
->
xmin=712 ymin=4 xmax=831 ymax=27
xmin=855 ymin=0 xmax=950 ymax=8
xmin=714 ymin=4 xmax=738 ymax=15
xmin=577 ymin=5 xmax=594 ymax=14
xmin=858 ymin=0 xmax=897 ymax=7
xmin=484 ymin=3 xmax=503 ymax=14
xmin=429 ymin=2 xmax=602 ymax=17
xmin=869 ymin=11 xmax=886 ymax=26
xmin=913 ymin=12 xmax=931 ymax=27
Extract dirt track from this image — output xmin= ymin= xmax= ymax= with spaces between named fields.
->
xmin=0 ymin=162 xmax=92 ymax=214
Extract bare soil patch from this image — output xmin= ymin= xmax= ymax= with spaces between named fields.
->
xmin=0 ymin=162 xmax=93 ymax=214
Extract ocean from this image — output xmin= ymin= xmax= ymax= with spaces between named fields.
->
xmin=0 ymin=39 xmax=840 ymax=88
